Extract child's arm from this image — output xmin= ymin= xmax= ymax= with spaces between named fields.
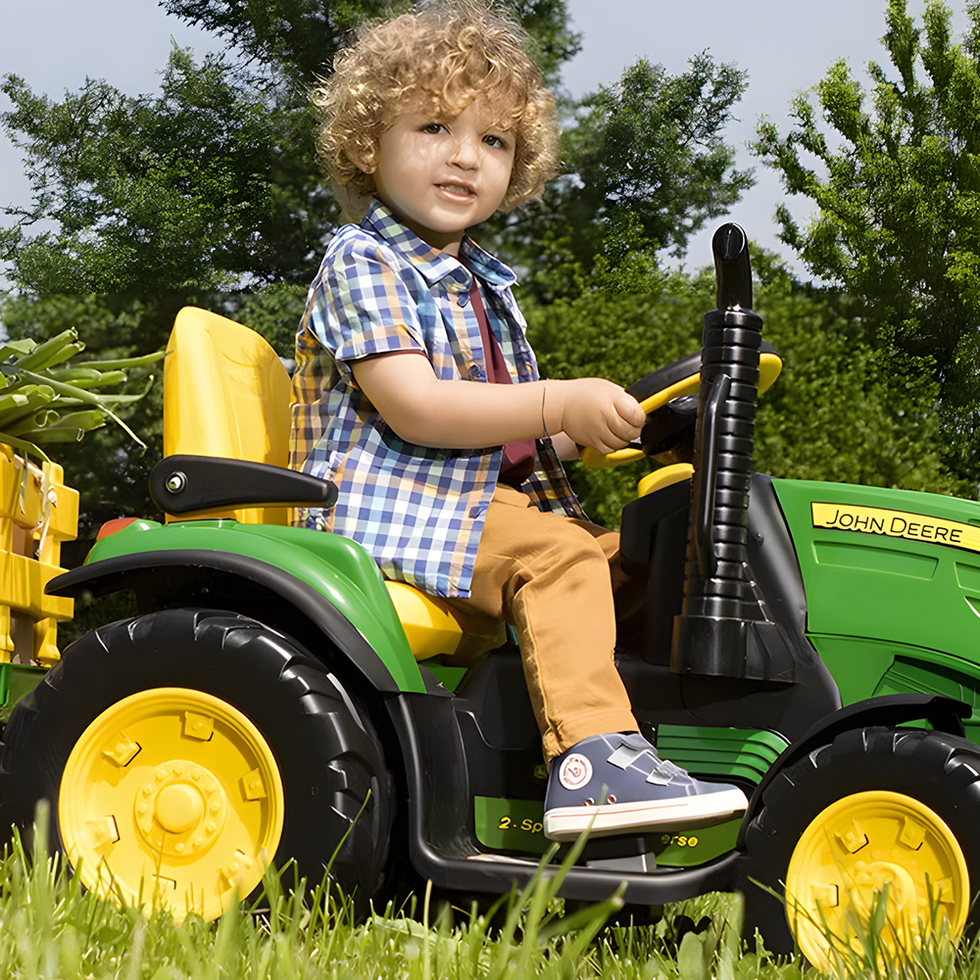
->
xmin=352 ymin=352 xmax=644 ymax=455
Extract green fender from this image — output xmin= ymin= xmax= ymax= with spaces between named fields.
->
xmin=50 ymin=518 xmax=425 ymax=693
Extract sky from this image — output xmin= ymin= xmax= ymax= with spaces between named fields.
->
xmin=0 ymin=0 xmax=971 ymax=281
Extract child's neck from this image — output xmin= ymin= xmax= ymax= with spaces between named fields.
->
xmin=378 ymin=198 xmax=466 ymax=256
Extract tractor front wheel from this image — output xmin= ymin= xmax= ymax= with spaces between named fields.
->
xmin=740 ymin=726 xmax=980 ymax=967
xmin=0 ymin=608 xmax=393 ymax=921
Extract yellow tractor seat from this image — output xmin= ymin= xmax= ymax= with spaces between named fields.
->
xmin=164 ymin=306 xmax=504 ymax=662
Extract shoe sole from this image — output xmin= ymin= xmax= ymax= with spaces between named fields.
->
xmin=543 ymin=787 xmax=748 ymax=842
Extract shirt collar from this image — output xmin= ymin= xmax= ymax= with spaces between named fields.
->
xmin=363 ymin=199 xmax=517 ymax=292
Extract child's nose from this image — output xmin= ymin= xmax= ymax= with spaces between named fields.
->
xmin=448 ymin=134 xmax=480 ymax=169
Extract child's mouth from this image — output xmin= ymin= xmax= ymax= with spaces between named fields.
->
xmin=438 ymin=183 xmax=476 ymax=200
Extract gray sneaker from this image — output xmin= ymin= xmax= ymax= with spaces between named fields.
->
xmin=543 ymin=732 xmax=748 ymax=841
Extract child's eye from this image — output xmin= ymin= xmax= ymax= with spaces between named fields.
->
xmin=483 ymin=133 xmax=507 ymax=149
xmin=421 ymin=123 xmax=445 ymax=134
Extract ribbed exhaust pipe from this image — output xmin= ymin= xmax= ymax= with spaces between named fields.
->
xmin=670 ymin=224 xmax=793 ymax=682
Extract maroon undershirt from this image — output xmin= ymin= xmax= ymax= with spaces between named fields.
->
xmin=468 ymin=282 xmax=536 ymax=485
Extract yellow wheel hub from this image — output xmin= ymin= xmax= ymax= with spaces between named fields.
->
xmin=786 ymin=790 xmax=969 ymax=969
xmin=59 ymin=688 xmax=285 ymax=922
xmin=133 ymin=760 xmax=229 ymax=857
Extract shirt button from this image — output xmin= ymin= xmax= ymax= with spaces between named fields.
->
xmin=469 ymin=364 xmax=484 ymax=379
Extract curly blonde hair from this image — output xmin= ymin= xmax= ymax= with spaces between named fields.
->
xmin=313 ymin=0 xmax=559 ymax=212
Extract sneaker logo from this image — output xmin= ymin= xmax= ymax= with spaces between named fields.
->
xmin=558 ymin=753 xmax=593 ymax=791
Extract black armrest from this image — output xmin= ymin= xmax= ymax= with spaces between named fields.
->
xmin=150 ymin=455 xmax=338 ymax=514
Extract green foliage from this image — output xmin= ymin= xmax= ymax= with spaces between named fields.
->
xmin=161 ymin=0 xmax=581 ymax=90
xmin=566 ymin=55 xmax=754 ymax=260
xmin=523 ymin=248 xmax=963 ymax=529
xmin=486 ymin=54 xmax=754 ymax=302
xmin=0 ymin=294 xmax=180 ymax=543
xmin=233 ymin=282 xmax=310 ymax=359
xmin=507 ymin=0 xmax=583 ymax=88
xmin=752 ymin=0 xmax=980 ymax=482
xmin=161 ymin=0 xmax=398 ymax=92
xmin=0 ymin=47 xmax=330 ymax=295
xmin=0 ymin=328 xmax=162 ymax=463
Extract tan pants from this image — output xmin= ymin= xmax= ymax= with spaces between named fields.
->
xmin=444 ymin=483 xmax=640 ymax=763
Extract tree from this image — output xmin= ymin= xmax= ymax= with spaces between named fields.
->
xmin=752 ymin=0 xmax=980 ymax=483
xmin=0 ymin=48 xmax=329 ymax=296
xmin=160 ymin=0 xmax=581 ymax=91
xmin=564 ymin=56 xmax=753 ymax=258
xmin=485 ymin=54 xmax=755 ymax=302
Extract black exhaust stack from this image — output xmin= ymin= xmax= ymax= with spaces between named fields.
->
xmin=670 ymin=224 xmax=793 ymax=682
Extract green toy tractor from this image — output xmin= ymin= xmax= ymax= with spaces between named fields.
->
xmin=2 ymin=224 xmax=979 ymax=967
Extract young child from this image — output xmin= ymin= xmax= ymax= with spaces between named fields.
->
xmin=289 ymin=0 xmax=747 ymax=840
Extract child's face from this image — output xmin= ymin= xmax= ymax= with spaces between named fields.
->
xmin=365 ymin=96 xmax=515 ymax=255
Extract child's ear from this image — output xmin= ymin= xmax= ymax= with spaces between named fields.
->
xmin=346 ymin=145 xmax=377 ymax=175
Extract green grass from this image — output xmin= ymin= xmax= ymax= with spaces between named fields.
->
xmin=0 ymin=816 xmax=974 ymax=980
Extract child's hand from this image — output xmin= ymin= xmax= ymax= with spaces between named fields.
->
xmin=549 ymin=379 xmax=645 ymax=455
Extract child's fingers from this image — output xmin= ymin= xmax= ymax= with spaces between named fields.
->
xmin=602 ymin=413 xmax=639 ymax=449
xmin=615 ymin=391 xmax=646 ymax=429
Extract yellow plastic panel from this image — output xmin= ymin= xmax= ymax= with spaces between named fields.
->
xmin=385 ymin=581 xmax=506 ymax=662
xmin=163 ymin=308 xmax=293 ymax=524
xmin=638 ymin=463 xmax=694 ymax=498
xmin=0 ymin=450 xmax=76 ymax=665
xmin=386 ymin=582 xmax=464 ymax=660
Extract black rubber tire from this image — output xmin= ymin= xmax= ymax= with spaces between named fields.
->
xmin=739 ymin=726 xmax=980 ymax=957
xmin=0 ymin=608 xmax=393 ymax=912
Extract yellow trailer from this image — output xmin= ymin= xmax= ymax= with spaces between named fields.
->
xmin=0 ymin=448 xmax=77 ymax=706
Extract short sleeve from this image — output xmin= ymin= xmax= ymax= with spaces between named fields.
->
xmin=308 ymin=232 xmax=427 ymax=386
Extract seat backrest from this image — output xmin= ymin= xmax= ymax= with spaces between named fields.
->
xmin=164 ymin=306 xmax=293 ymax=524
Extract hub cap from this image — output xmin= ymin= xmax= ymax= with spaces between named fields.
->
xmin=785 ymin=790 xmax=969 ymax=968
xmin=59 ymin=688 xmax=285 ymax=921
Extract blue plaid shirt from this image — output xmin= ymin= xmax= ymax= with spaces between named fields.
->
xmin=289 ymin=201 xmax=583 ymax=598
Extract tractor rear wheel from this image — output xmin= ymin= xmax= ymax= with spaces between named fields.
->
xmin=740 ymin=726 xmax=980 ymax=967
xmin=0 ymin=608 xmax=393 ymax=921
